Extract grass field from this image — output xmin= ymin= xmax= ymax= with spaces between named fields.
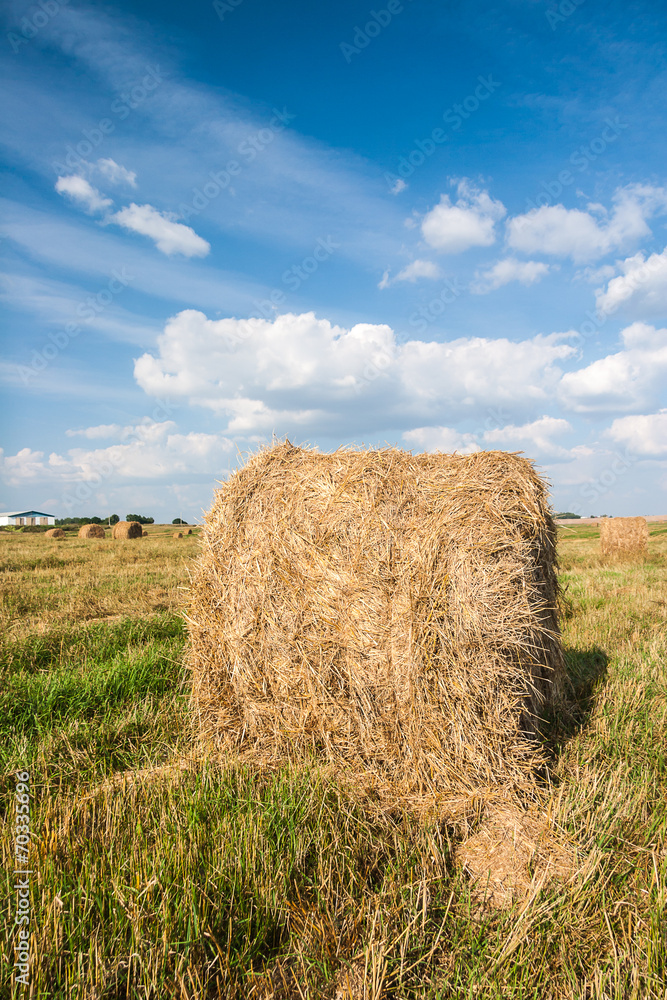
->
xmin=1 ymin=524 xmax=666 ymax=999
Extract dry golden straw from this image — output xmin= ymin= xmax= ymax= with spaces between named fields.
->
xmin=45 ymin=527 xmax=65 ymax=539
xmin=188 ymin=443 xmax=566 ymax=803
xmin=599 ymin=516 xmax=648 ymax=558
xmin=78 ymin=524 xmax=105 ymax=539
xmin=111 ymin=520 xmax=143 ymax=540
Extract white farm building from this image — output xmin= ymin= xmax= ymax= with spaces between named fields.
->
xmin=0 ymin=510 xmax=56 ymax=526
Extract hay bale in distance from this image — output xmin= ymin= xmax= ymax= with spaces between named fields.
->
xmin=173 ymin=531 xmax=183 ymax=538
xmin=600 ymin=516 xmax=648 ymax=557
xmin=111 ymin=520 xmax=143 ymax=540
xmin=45 ymin=527 xmax=65 ymax=539
xmin=78 ymin=523 xmax=105 ymax=540
xmin=188 ymin=443 xmax=566 ymax=802
xmin=187 ymin=528 xmax=193 ymax=535
xmin=142 ymin=530 xmax=149 ymax=537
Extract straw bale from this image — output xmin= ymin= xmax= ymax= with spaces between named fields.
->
xmin=78 ymin=523 xmax=105 ymax=539
xmin=173 ymin=531 xmax=183 ymax=538
xmin=142 ymin=530 xmax=149 ymax=537
xmin=111 ymin=520 xmax=143 ymax=540
xmin=599 ymin=516 xmax=648 ymax=558
xmin=188 ymin=443 xmax=566 ymax=802
xmin=45 ymin=527 xmax=65 ymax=539
xmin=187 ymin=528 xmax=193 ymax=535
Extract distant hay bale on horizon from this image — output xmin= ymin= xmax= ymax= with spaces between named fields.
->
xmin=188 ymin=442 xmax=566 ymax=803
xmin=142 ymin=530 xmax=149 ymax=537
xmin=78 ymin=524 xmax=105 ymax=539
xmin=45 ymin=527 xmax=65 ymax=539
xmin=600 ymin=516 xmax=648 ymax=558
xmin=112 ymin=520 xmax=143 ymax=540
xmin=173 ymin=531 xmax=183 ymax=538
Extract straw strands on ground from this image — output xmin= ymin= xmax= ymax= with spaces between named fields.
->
xmin=111 ymin=520 xmax=143 ymax=540
xmin=78 ymin=524 xmax=105 ymax=539
xmin=600 ymin=516 xmax=648 ymax=558
xmin=188 ymin=442 xmax=566 ymax=807
xmin=45 ymin=528 xmax=65 ymax=539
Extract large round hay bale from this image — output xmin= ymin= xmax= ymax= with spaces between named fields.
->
xmin=78 ymin=523 xmax=105 ymax=539
xmin=45 ymin=527 xmax=65 ymax=539
xmin=188 ymin=443 xmax=566 ymax=801
xmin=187 ymin=529 xmax=193 ymax=535
xmin=111 ymin=520 xmax=143 ymax=540
xmin=173 ymin=531 xmax=183 ymax=538
xmin=142 ymin=530 xmax=149 ymax=537
xmin=600 ymin=516 xmax=648 ymax=558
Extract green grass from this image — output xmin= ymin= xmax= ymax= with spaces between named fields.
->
xmin=0 ymin=526 xmax=665 ymax=998
xmin=0 ymin=615 xmax=190 ymax=795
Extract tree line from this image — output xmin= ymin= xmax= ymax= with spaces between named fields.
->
xmin=54 ymin=514 xmax=189 ymax=526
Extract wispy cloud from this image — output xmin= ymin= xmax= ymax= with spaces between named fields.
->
xmin=379 ymin=259 xmax=441 ymax=288
xmin=111 ymin=203 xmax=210 ymax=257
xmin=471 ymin=257 xmax=550 ymax=294
xmin=96 ymin=158 xmax=137 ymax=187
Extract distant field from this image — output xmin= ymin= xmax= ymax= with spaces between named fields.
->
xmin=556 ymin=516 xmax=667 ymax=526
xmin=1 ymin=524 xmax=665 ymax=998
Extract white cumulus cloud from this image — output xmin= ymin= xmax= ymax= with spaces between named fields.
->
xmin=595 ymin=248 xmax=667 ymax=318
xmin=605 ymin=411 xmax=667 ymax=456
xmin=55 ymin=175 xmax=113 ymax=214
xmin=420 ymin=180 xmax=506 ymax=253
xmin=111 ymin=203 xmax=210 ymax=257
xmin=133 ymin=309 xmax=577 ymax=437
xmin=0 ymin=422 xmax=234 ymax=488
xmin=482 ymin=416 xmax=574 ymax=459
xmin=404 ymin=416 xmax=582 ymax=461
xmin=402 ymin=427 xmax=480 ymax=453
xmin=506 ymin=184 xmax=667 ymax=263
xmin=470 ymin=257 xmax=550 ymax=294
xmin=558 ymin=322 xmax=667 ymax=414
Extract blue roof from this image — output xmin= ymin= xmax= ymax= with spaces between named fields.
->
xmin=0 ymin=511 xmax=56 ymax=518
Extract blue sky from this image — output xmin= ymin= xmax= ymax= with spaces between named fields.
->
xmin=1 ymin=0 xmax=666 ymax=522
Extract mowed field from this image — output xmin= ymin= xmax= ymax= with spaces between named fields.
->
xmin=1 ymin=523 xmax=666 ymax=999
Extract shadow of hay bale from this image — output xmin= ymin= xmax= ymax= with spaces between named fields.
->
xmin=457 ymin=644 xmax=609 ymax=908
xmin=539 ymin=646 xmax=610 ymax=763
